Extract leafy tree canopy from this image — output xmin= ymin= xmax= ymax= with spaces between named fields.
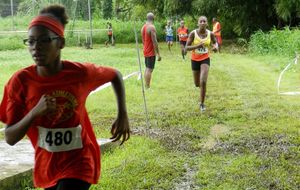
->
xmin=1 ymin=0 xmax=299 ymax=38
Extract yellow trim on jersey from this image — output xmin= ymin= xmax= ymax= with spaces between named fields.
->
xmin=192 ymin=29 xmax=211 ymax=55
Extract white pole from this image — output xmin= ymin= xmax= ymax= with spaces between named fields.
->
xmin=88 ymin=0 xmax=93 ymax=48
xmin=10 ymin=0 xmax=14 ymax=30
xmin=133 ymin=20 xmax=150 ymax=129
xmin=70 ymin=0 xmax=78 ymax=36
xmin=175 ymin=18 xmax=178 ymax=48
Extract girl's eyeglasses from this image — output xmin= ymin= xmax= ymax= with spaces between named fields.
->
xmin=23 ymin=36 xmax=60 ymax=46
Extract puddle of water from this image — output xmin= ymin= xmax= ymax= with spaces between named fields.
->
xmin=201 ymin=124 xmax=230 ymax=150
xmin=0 ymin=140 xmax=34 ymax=180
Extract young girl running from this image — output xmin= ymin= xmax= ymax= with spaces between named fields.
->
xmin=185 ymin=16 xmax=218 ymax=112
xmin=0 ymin=4 xmax=130 ymax=190
xmin=105 ymin=22 xmax=114 ymax=46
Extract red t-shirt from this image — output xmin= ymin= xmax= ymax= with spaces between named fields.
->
xmin=0 ymin=61 xmax=117 ymax=188
xmin=177 ymin=27 xmax=189 ymax=41
xmin=141 ymin=23 xmax=155 ymax=57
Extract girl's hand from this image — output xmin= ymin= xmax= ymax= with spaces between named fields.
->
xmin=31 ymin=95 xmax=56 ymax=117
xmin=196 ymin=42 xmax=204 ymax=48
xmin=212 ymin=44 xmax=218 ymax=52
xmin=157 ymin=55 xmax=162 ymax=61
xmin=110 ymin=114 xmax=130 ymax=145
xmin=184 ymin=48 xmax=187 ymax=55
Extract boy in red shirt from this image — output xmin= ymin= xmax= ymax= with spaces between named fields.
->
xmin=0 ymin=4 xmax=130 ymax=190
xmin=177 ymin=20 xmax=189 ymax=59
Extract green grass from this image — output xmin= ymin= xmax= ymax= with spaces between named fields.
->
xmin=93 ymin=137 xmax=187 ymax=190
xmin=0 ymin=43 xmax=299 ymax=189
xmin=249 ymin=28 xmax=300 ymax=57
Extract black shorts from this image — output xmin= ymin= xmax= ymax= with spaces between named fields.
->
xmin=108 ymin=35 xmax=114 ymax=42
xmin=180 ymin=41 xmax=186 ymax=46
xmin=145 ymin=56 xmax=156 ymax=69
xmin=45 ymin=178 xmax=90 ymax=190
xmin=191 ymin=58 xmax=210 ymax=71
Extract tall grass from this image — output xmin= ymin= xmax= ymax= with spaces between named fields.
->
xmin=0 ymin=35 xmax=25 ymax=51
xmin=0 ymin=17 xmax=167 ymax=50
xmin=249 ymin=27 xmax=300 ymax=57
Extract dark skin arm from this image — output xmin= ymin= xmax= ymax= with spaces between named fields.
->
xmin=210 ymin=32 xmax=218 ymax=52
xmin=148 ymin=25 xmax=161 ymax=61
xmin=110 ymin=71 xmax=130 ymax=145
xmin=5 ymin=94 xmax=56 ymax=145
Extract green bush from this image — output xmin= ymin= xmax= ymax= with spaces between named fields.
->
xmin=249 ymin=27 xmax=300 ymax=57
xmin=0 ymin=16 xmax=167 ymax=50
xmin=0 ymin=35 xmax=25 ymax=51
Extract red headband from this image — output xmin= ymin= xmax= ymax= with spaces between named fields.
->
xmin=29 ymin=15 xmax=64 ymax=37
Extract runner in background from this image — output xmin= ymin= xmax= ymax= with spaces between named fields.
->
xmin=141 ymin=12 xmax=161 ymax=89
xmin=185 ymin=16 xmax=218 ymax=112
xmin=105 ymin=22 xmax=114 ymax=47
xmin=165 ymin=20 xmax=174 ymax=51
xmin=212 ymin=17 xmax=222 ymax=52
xmin=177 ymin=20 xmax=189 ymax=60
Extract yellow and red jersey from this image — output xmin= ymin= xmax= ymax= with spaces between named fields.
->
xmin=191 ymin=29 xmax=211 ymax=61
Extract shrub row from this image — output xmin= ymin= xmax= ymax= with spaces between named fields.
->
xmin=249 ymin=27 xmax=300 ymax=57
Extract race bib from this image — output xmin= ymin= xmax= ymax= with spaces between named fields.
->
xmin=195 ymin=47 xmax=208 ymax=54
xmin=38 ymin=125 xmax=83 ymax=152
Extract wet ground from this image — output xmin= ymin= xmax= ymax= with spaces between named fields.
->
xmin=0 ymin=138 xmax=114 ymax=181
xmin=0 ymin=140 xmax=33 ymax=180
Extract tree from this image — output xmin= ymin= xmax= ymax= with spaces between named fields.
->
xmin=275 ymin=0 xmax=300 ymax=27
xmin=115 ymin=0 xmax=134 ymax=20
xmin=191 ymin=0 xmax=279 ymax=38
xmin=163 ymin=0 xmax=193 ymax=18
xmin=103 ymin=0 xmax=113 ymax=19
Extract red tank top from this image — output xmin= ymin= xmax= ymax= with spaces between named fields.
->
xmin=142 ymin=24 xmax=155 ymax=57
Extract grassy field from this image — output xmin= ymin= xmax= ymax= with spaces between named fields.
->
xmin=0 ymin=43 xmax=299 ymax=190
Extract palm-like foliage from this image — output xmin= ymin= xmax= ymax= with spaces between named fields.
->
xmin=0 ymin=0 xmax=299 ymax=38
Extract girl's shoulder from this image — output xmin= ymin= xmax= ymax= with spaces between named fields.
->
xmin=191 ymin=29 xmax=197 ymax=36
xmin=4 ymin=65 xmax=35 ymax=89
xmin=12 ymin=65 xmax=35 ymax=79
